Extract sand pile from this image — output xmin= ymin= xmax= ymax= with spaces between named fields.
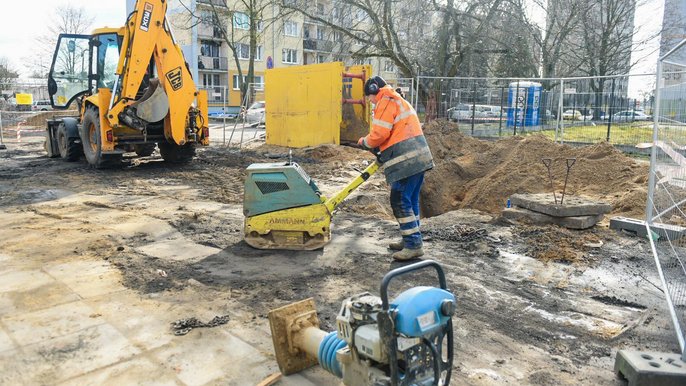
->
xmin=421 ymin=121 xmax=649 ymax=218
xmin=23 ymin=110 xmax=78 ymax=127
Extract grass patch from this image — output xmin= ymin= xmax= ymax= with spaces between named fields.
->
xmin=526 ymin=123 xmax=653 ymax=145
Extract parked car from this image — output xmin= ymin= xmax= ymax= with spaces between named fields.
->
xmin=447 ymin=104 xmax=475 ymax=121
xmin=612 ymin=110 xmax=651 ymax=122
xmin=475 ymin=105 xmax=502 ymax=118
xmin=562 ymin=109 xmax=584 ymax=120
xmin=245 ymin=101 xmax=265 ymax=125
xmin=208 ymin=111 xmax=238 ymax=120
xmin=32 ymin=100 xmax=53 ymax=111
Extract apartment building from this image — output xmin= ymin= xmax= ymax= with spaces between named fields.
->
xmin=167 ymin=0 xmax=398 ymax=113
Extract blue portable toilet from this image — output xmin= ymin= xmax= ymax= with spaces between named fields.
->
xmin=506 ymin=81 xmax=542 ymax=127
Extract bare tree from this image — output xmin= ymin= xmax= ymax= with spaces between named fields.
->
xmin=27 ymin=5 xmax=94 ymax=78
xmin=281 ymin=0 xmax=511 ymax=110
xmin=0 ymin=57 xmax=19 ymax=94
xmin=570 ymin=0 xmax=659 ymax=118
xmin=523 ymin=0 xmax=587 ymax=80
xmin=179 ymin=0 xmax=288 ymax=103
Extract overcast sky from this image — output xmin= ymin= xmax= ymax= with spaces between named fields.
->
xmin=0 ymin=0 xmax=664 ymax=98
xmin=0 ymin=0 xmax=125 ymax=75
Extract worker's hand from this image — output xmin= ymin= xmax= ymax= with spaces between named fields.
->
xmin=357 ymin=137 xmax=368 ymax=149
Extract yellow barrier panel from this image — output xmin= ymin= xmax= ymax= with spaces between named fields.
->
xmin=265 ymin=62 xmax=371 ymax=148
xmin=15 ymin=94 xmax=33 ymax=105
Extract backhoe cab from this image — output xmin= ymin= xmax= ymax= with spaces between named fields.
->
xmin=45 ymin=0 xmax=208 ymax=167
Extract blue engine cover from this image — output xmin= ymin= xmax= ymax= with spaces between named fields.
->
xmin=390 ymin=286 xmax=455 ymax=337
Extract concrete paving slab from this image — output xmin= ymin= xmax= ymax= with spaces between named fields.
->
xmin=0 ymin=281 xmax=81 ymax=317
xmin=615 ymin=350 xmax=686 ymax=386
xmin=510 ymin=193 xmax=612 ymax=217
xmin=43 ymin=259 xmax=127 ymax=298
xmin=84 ymin=290 xmax=175 ymax=351
xmin=136 ymin=238 xmax=222 ymax=262
xmin=58 ymin=355 xmax=181 ymax=386
xmin=0 ymin=323 xmax=140 ymax=384
xmin=151 ymin=329 xmax=273 ymax=386
xmin=609 ymin=216 xmax=686 ymax=241
xmin=0 ymin=326 xmax=16 ymax=353
xmin=503 ymin=207 xmax=603 ymax=229
xmin=0 ymin=269 xmax=55 ymax=294
xmin=1 ymin=300 xmax=102 ymax=346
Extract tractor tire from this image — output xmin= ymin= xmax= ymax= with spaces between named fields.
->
xmin=158 ymin=141 xmax=196 ymax=163
xmin=134 ymin=143 xmax=156 ymax=157
xmin=57 ymin=123 xmax=81 ymax=161
xmin=80 ymin=107 xmax=121 ymax=169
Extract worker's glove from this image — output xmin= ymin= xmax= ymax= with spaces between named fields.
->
xmin=357 ymin=137 xmax=369 ymax=149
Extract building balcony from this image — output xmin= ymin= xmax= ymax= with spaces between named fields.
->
xmin=303 ymin=39 xmax=335 ymax=53
xmin=198 ymin=25 xmax=224 ymax=41
xmin=198 ymin=56 xmax=228 ymax=71
xmin=197 ymin=0 xmax=227 ymax=7
xmin=304 ymin=14 xmax=332 ymax=25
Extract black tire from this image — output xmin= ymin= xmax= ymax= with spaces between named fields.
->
xmin=80 ymin=107 xmax=121 ymax=168
xmin=158 ymin=141 xmax=196 ymax=163
xmin=57 ymin=123 xmax=81 ymax=161
xmin=134 ymin=143 xmax=156 ymax=157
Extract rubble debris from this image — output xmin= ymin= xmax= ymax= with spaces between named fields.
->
xmin=424 ymin=224 xmax=487 ymax=242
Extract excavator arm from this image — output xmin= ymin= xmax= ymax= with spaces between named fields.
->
xmin=107 ymin=0 xmax=207 ymax=146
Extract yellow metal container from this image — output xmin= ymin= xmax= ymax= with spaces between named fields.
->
xmin=265 ymin=62 xmax=371 ymax=148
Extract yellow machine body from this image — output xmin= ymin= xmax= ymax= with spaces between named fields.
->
xmin=244 ymin=160 xmax=381 ymax=250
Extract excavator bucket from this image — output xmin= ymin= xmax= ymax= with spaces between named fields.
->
xmin=132 ymin=78 xmax=169 ymax=123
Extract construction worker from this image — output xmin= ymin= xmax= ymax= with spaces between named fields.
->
xmin=358 ymin=76 xmax=434 ymax=261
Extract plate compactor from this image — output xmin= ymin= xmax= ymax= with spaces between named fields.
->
xmin=243 ymin=159 xmax=380 ymax=250
xmin=268 ymin=260 xmax=456 ymax=386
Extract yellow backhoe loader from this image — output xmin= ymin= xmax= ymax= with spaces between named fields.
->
xmin=44 ymin=0 xmax=209 ymax=168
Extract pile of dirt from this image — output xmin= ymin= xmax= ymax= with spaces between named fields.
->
xmin=515 ymin=225 xmax=604 ymax=263
xmin=253 ymin=143 xmax=372 ymax=164
xmin=421 ymin=121 xmax=649 ymax=218
xmin=23 ymin=110 xmax=78 ymax=127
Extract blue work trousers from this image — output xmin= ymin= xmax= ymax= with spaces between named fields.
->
xmin=390 ymin=172 xmax=425 ymax=249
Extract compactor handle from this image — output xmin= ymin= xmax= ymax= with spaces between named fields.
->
xmin=380 ymin=260 xmax=447 ymax=310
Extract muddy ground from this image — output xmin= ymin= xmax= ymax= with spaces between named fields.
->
xmin=0 ymin=132 xmax=680 ymax=385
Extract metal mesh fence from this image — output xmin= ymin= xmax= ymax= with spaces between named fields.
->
xmin=200 ymin=84 xmax=265 ymax=148
xmin=415 ymin=75 xmax=655 ymax=147
xmin=646 ymin=39 xmax=686 ymax=360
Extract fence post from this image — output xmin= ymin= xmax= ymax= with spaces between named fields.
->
xmin=0 ymin=110 xmax=6 ymax=150
xmin=557 ymin=79 xmax=564 ymax=143
xmin=607 ymin=78 xmax=615 ymax=142
xmin=498 ymin=86 xmax=504 ymax=137
xmin=514 ymin=80 xmax=520 ymax=136
xmin=223 ymin=85 xmax=227 ymax=146
xmin=471 ymin=81 xmax=476 ymax=135
xmin=646 ymin=63 xmax=662 ymax=223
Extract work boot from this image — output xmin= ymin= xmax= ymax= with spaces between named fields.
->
xmin=388 ymin=240 xmax=404 ymax=251
xmin=392 ymin=247 xmax=424 ymax=261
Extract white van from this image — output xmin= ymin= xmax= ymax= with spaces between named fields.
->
xmin=475 ymin=105 xmax=502 ymax=118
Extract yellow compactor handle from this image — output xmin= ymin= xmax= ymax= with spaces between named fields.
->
xmin=324 ymin=161 xmax=381 ymax=213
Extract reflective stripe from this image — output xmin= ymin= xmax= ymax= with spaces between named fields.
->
xmin=372 ymin=118 xmax=393 ymax=129
xmin=401 ymin=226 xmax=420 ymax=236
xmin=362 ymin=137 xmax=370 ymax=148
xmin=393 ymin=110 xmax=415 ymax=123
xmin=383 ymin=148 xmax=423 ymax=168
xmin=396 ymin=215 xmax=416 ymax=224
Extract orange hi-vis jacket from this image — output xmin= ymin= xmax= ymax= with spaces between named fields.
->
xmin=361 ymin=86 xmax=433 ymax=183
